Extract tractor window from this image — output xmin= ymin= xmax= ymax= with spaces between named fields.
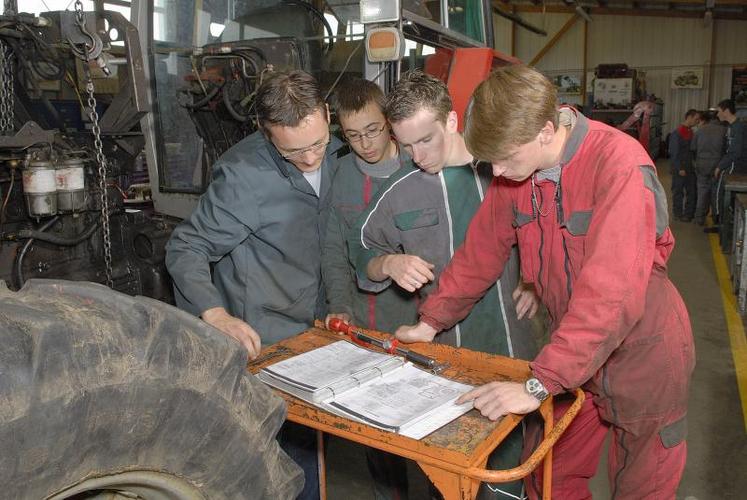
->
xmin=149 ymin=0 xmax=367 ymax=194
xmin=447 ymin=0 xmax=485 ymax=44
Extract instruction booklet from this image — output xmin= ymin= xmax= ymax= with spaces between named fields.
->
xmin=258 ymin=340 xmax=474 ymax=439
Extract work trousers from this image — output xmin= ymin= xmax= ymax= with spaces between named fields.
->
xmin=278 ymin=421 xmax=320 ymax=500
xmin=671 ymin=170 xmax=697 ymax=219
xmin=522 ymin=392 xmax=687 ymax=500
xmin=694 ymin=172 xmax=715 ymax=223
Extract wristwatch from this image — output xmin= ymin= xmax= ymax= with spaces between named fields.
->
xmin=525 ymin=377 xmax=550 ymax=402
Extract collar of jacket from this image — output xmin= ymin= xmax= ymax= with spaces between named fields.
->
xmin=558 ymin=106 xmax=590 ymax=166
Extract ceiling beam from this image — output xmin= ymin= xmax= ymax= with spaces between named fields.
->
xmin=530 ymin=13 xmax=580 ymax=66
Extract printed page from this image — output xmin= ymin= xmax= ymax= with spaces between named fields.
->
xmin=325 ymin=364 xmax=473 ymax=436
xmin=260 ymin=340 xmax=398 ymax=393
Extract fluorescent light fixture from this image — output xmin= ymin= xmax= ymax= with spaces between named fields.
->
xmin=360 ymin=0 xmax=401 ymax=24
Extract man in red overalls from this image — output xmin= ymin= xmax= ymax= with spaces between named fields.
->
xmin=395 ymin=64 xmax=695 ymax=499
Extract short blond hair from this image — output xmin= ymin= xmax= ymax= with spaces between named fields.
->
xmin=464 ymin=65 xmax=558 ymax=161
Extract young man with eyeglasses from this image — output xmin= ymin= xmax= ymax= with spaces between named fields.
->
xmin=321 ymin=78 xmax=420 ymax=500
xmin=395 ymin=65 xmax=694 ymax=499
xmin=166 ymin=70 xmax=343 ymax=500
xmin=347 ymin=70 xmax=539 ymax=500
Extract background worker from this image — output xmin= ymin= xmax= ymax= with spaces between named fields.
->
xmin=166 ymin=70 xmax=342 ymax=500
xmin=322 ymin=77 xmax=418 ymax=500
xmin=669 ymin=109 xmax=699 ymax=222
xmin=707 ymin=98 xmax=747 ymax=232
xmin=348 ymin=70 xmax=539 ymax=500
xmin=396 ymin=65 xmax=694 ymax=500
xmin=691 ymin=109 xmax=726 ymax=225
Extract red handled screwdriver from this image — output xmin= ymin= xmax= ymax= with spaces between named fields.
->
xmin=327 ymin=318 xmax=440 ymax=371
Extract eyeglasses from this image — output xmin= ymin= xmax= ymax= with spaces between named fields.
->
xmin=278 ymin=136 xmax=331 ymax=161
xmin=345 ymin=124 xmax=387 ymax=143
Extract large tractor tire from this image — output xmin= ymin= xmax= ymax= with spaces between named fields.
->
xmin=0 ymin=279 xmax=303 ymax=499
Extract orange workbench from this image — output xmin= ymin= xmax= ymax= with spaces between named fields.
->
xmin=248 ymin=324 xmax=583 ymax=499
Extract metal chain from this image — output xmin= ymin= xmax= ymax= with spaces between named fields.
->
xmin=0 ymin=40 xmax=13 ymax=134
xmin=74 ymin=0 xmax=113 ymax=288
xmin=84 ymin=68 xmax=114 ymax=288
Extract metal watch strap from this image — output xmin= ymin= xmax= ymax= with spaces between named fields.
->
xmin=525 ymin=377 xmax=550 ymax=402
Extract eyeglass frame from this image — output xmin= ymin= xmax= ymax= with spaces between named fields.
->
xmin=344 ymin=123 xmax=388 ymax=143
xmin=276 ymin=133 xmax=331 ymax=161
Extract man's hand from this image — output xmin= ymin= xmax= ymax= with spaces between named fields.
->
xmin=202 ymin=307 xmax=261 ymax=359
xmin=678 ymin=169 xmax=687 ymax=177
xmin=456 ymin=381 xmax=541 ymax=421
xmin=325 ymin=312 xmax=352 ymax=329
xmin=369 ymin=254 xmax=435 ymax=292
xmin=395 ymin=321 xmax=438 ymax=343
xmin=512 ymin=282 xmax=539 ymax=320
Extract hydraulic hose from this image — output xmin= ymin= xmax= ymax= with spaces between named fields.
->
xmin=14 ymin=215 xmax=59 ymax=289
xmin=17 ymin=220 xmax=100 ymax=246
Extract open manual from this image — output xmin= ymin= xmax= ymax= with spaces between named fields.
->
xmin=258 ymin=340 xmax=474 ymax=440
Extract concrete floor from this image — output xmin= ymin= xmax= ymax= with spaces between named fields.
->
xmin=325 ymin=160 xmax=747 ymax=499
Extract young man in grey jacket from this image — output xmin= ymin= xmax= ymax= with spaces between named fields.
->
xmin=691 ymin=110 xmax=726 ymax=225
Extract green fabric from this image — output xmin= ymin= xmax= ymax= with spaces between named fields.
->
xmin=442 ymin=166 xmax=510 ymax=356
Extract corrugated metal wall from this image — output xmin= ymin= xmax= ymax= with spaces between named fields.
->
xmin=492 ymin=12 xmax=747 ymax=135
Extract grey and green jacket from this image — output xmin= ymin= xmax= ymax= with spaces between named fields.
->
xmin=322 ymin=151 xmax=419 ymax=333
xmin=347 ymin=161 xmax=537 ymax=360
xmin=165 ymin=131 xmax=344 ymax=345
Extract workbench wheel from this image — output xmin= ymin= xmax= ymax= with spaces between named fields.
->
xmin=0 ymin=279 xmax=303 ymax=499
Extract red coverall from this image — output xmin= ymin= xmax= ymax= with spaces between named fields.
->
xmin=419 ymin=112 xmax=695 ymax=499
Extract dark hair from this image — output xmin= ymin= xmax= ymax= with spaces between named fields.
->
xmin=330 ymin=78 xmax=386 ymax=121
xmin=685 ymin=108 xmax=698 ymax=119
xmin=718 ymin=99 xmax=736 ymax=115
xmin=385 ymin=70 xmax=452 ymax=124
xmin=255 ymin=70 xmax=326 ymax=128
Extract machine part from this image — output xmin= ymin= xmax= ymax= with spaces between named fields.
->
xmin=14 ymin=214 xmax=58 ymax=288
xmin=55 ymin=157 xmax=86 ymax=212
xmin=0 ymin=279 xmax=304 ymax=499
xmin=65 ymin=1 xmax=109 ymax=75
xmin=83 ymin=62 xmax=114 ymax=288
xmin=17 ymin=219 xmax=98 ymax=245
xmin=22 ymin=158 xmax=58 ymax=217
xmin=0 ymin=121 xmax=55 ymax=149
xmin=0 ymin=38 xmax=14 ymax=134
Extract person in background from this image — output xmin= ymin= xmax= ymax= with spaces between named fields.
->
xmin=395 ymin=65 xmax=694 ymax=500
xmin=669 ymin=108 xmax=699 ymax=222
xmin=166 ymin=70 xmax=343 ymax=500
xmin=348 ymin=70 xmax=539 ymax=500
xmin=692 ymin=110 xmax=726 ymax=226
xmin=706 ymin=98 xmax=747 ymax=233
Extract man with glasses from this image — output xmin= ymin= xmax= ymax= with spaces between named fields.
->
xmin=165 ymin=70 xmax=343 ymax=500
xmin=347 ymin=71 xmax=539 ymax=500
